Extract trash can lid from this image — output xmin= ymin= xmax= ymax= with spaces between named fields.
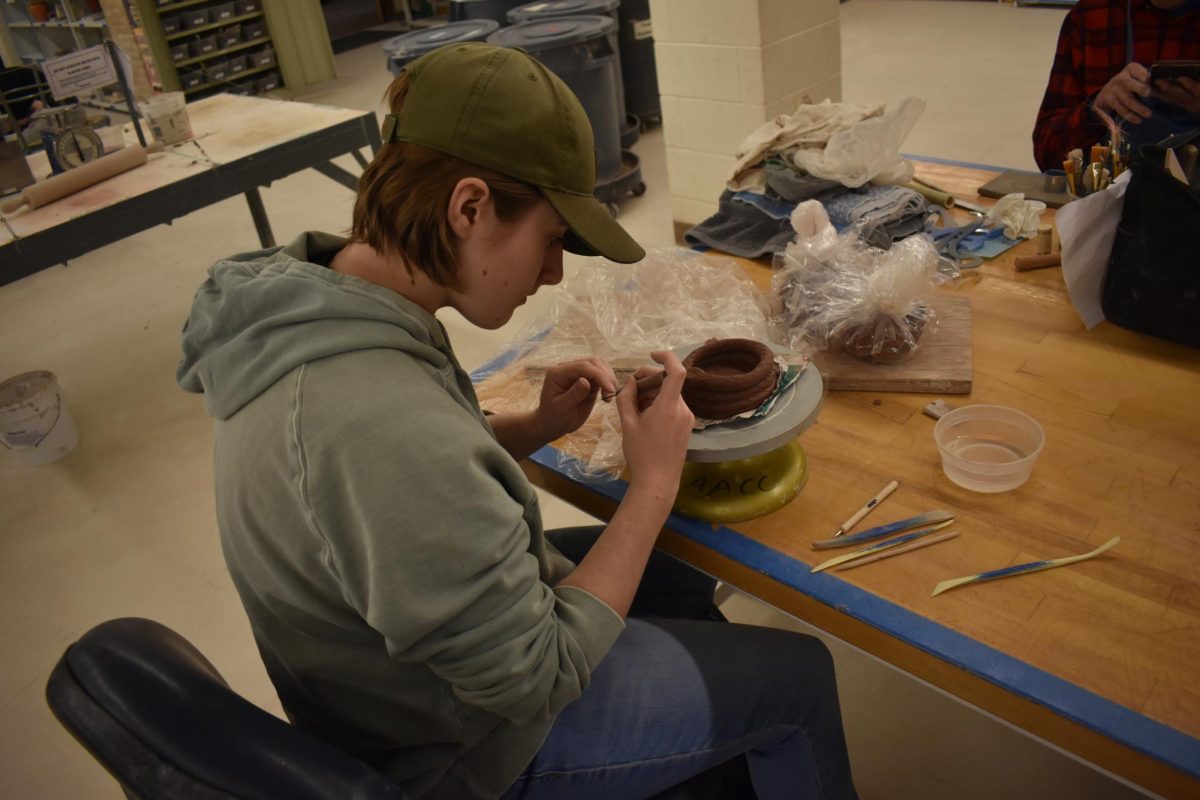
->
xmin=508 ymin=0 xmax=619 ymax=23
xmin=382 ymin=20 xmax=501 ymax=60
xmin=488 ymin=15 xmax=615 ymax=51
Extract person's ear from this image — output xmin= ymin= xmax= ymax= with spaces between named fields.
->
xmin=447 ymin=178 xmax=491 ymax=239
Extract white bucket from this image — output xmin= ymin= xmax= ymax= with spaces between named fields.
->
xmin=140 ymin=92 xmax=192 ymax=146
xmin=0 ymin=371 xmax=80 ymax=466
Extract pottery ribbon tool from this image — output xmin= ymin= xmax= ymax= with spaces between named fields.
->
xmin=931 ymin=536 xmax=1119 ymax=597
xmin=832 ymin=480 xmax=898 ymax=537
xmin=835 ymin=530 xmax=960 ymax=571
xmin=601 ymin=370 xmax=664 ymax=402
xmin=811 ymin=522 xmax=956 ymax=573
xmin=812 ymin=510 xmax=954 ymax=550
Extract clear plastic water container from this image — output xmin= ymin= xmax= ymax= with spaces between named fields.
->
xmin=933 ymin=404 xmax=1045 ymax=493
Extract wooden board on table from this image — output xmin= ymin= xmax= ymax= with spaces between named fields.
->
xmin=977 ymin=170 xmax=1076 ymax=209
xmin=813 ymin=294 xmax=972 ymax=394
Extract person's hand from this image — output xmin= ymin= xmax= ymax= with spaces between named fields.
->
xmin=616 ymin=351 xmax=694 ymax=491
xmin=1095 ymin=63 xmax=1153 ymax=124
xmin=1154 ymin=75 xmax=1200 ymax=115
xmin=535 ymin=357 xmax=617 ymax=440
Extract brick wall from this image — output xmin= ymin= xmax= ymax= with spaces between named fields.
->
xmin=649 ymin=0 xmax=842 ymax=226
xmin=100 ymin=0 xmax=155 ymax=98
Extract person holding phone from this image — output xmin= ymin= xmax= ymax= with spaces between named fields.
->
xmin=1033 ymin=0 xmax=1200 ymax=171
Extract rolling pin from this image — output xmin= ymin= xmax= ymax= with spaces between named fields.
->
xmin=1014 ymin=253 xmax=1061 ymax=271
xmin=1 ymin=143 xmax=160 ymax=214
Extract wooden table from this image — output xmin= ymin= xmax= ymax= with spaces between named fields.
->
xmin=0 ymin=93 xmax=381 ymax=287
xmin=476 ymin=159 xmax=1200 ymax=798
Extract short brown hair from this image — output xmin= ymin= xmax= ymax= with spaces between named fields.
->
xmin=351 ymin=72 xmax=542 ymax=288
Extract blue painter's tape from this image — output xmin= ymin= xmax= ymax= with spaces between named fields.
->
xmin=524 ymin=446 xmax=1200 ymax=781
xmin=904 ymin=152 xmax=1029 ymax=173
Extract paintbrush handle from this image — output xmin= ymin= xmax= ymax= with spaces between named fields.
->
xmin=836 ymin=531 xmax=960 ymax=571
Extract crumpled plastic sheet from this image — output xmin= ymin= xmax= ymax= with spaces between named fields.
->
xmin=473 ymin=248 xmax=774 ymax=480
xmin=771 ymin=201 xmax=953 ymax=362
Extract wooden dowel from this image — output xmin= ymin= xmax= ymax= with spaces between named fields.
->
xmin=1014 ymin=253 xmax=1061 ymax=271
xmin=835 ymin=531 xmax=960 ymax=571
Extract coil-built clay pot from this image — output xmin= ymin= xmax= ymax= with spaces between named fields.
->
xmin=834 ymin=306 xmax=929 ymax=364
xmin=682 ymin=338 xmax=781 ymax=419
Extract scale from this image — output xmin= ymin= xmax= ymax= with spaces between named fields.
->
xmin=30 ymin=105 xmax=105 ymax=173
xmin=672 ymin=343 xmax=824 ymax=524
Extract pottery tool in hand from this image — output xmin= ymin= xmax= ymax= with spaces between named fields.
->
xmin=812 ymin=510 xmax=954 ymax=550
xmin=832 ymin=480 xmax=898 ymax=537
xmin=601 ymin=370 xmax=664 ymax=402
xmin=812 ymin=521 xmax=956 ymax=573
xmin=836 ymin=530 xmax=960 ymax=571
xmin=931 ymin=536 xmax=1119 ymax=597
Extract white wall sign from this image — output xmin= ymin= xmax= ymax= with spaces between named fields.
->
xmin=44 ymin=45 xmax=117 ymax=100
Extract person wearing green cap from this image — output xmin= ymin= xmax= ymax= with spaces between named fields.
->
xmin=178 ymin=42 xmax=856 ymax=800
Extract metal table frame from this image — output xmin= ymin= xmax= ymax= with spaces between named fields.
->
xmin=0 ymin=109 xmax=381 ymax=287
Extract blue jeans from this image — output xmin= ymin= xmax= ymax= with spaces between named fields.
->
xmin=502 ymin=527 xmax=858 ymax=800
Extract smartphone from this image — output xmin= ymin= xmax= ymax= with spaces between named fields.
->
xmin=1150 ymin=61 xmax=1200 ymax=83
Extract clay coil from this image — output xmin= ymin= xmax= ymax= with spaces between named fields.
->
xmin=682 ymin=338 xmax=781 ymax=419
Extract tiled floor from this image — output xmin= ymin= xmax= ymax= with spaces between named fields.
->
xmin=0 ymin=2 xmax=1152 ymax=797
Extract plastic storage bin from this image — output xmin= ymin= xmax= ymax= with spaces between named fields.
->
xmin=218 ymin=24 xmax=241 ymax=50
xmin=212 ymin=2 xmax=236 ymax=21
xmin=226 ymin=55 xmax=248 ymax=75
xmin=235 ymin=0 xmax=261 ymax=14
xmin=181 ymin=8 xmax=209 ymax=29
xmin=381 ymin=19 xmax=499 ymax=75
xmin=170 ymin=43 xmax=189 ymax=62
xmin=243 ymin=19 xmax=267 ymax=41
xmin=179 ymin=68 xmax=205 ymax=90
xmin=161 ymin=14 xmax=181 ymax=34
xmin=249 ymin=47 xmax=276 ymax=68
xmin=256 ymin=71 xmax=281 ymax=92
xmin=189 ymin=35 xmax=218 ymax=57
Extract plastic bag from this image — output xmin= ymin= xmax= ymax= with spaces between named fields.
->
xmin=772 ymin=202 xmax=946 ymax=362
xmin=473 ymin=249 xmax=773 ymax=479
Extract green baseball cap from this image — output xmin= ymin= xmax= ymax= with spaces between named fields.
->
xmin=380 ymin=42 xmax=644 ymax=264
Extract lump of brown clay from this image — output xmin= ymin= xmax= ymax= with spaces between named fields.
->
xmin=682 ymin=338 xmax=781 ymax=419
xmin=833 ymin=306 xmax=928 ymax=363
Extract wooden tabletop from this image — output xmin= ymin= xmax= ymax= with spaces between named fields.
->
xmin=3 ymin=94 xmax=370 ymax=243
xmin=476 ymin=159 xmax=1200 ymax=797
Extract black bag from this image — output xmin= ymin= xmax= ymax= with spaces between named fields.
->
xmin=1102 ymin=129 xmax=1200 ymax=348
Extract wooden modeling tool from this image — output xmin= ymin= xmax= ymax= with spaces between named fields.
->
xmin=601 ymin=370 xmax=664 ymax=402
xmin=832 ymin=480 xmax=898 ymax=537
xmin=812 ymin=510 xmax=954 ymax=550
xmin=811 ymin=522 xmax=955 ymax=573
xmin=931 ymin=536 xmax=1120 ymax=597
xmin=836 ymin=530 xmax=960 ymax=571
xmin=1014 ymin=253 xmax=1061 ymax=271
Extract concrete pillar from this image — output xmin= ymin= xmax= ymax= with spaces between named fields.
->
xmin=649 ymin=0 xmax=842 ymax=229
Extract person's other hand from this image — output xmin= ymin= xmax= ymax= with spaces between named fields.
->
xmin=617 ymin=351 xmax=694 ymax=490
xmin=1095 ymin=63 xmax=1153 ymax=124
xmin=1154 ymin=76 xmax=1200 ymax=115
xmin=536 ymin=357 xmax=617 ymax=440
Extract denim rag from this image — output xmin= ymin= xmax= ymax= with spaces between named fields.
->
xmin=685 ymin=190 xmax=797 ymax=258
xmin=822 ymin=184 xmax=930 ymax=248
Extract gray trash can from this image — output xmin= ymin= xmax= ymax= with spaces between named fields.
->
xmin=449 ymin=0 xmax=527 ymax=24
xmin=381 ymin=20 xmax=500 ymax=75
xmin=616 ymin=0 xmax=659 ymax=121
xmin=488 ymin=17 xmax=645 ymax=215
xmin=506 ymin=0 xmax=639 ymax=148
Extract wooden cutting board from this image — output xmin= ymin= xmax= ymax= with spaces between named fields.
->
xmin=977 ymin=170 xmax=1075 ymax=209
xmin=813 ymin=294 xmax=972 ymax=394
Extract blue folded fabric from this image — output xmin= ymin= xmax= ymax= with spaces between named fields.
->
xmin=685 ymin=190 xmax=797 ymax=258
xmin=764 ymin=158 xmax=845 ymax=202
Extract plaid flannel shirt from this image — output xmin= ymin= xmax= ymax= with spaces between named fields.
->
xmin=1032 ymin=0 xmax=1200 ymax=171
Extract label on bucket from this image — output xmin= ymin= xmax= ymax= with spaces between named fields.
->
xmin=632 ymin=18 xmax=653 ymax=40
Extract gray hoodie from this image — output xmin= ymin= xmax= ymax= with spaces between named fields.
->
xmin=178 ymin=232 xmax=624 ymax=799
